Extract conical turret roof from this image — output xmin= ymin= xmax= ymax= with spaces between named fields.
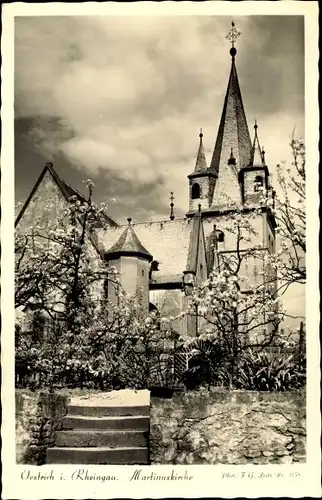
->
xmin=105 ymin=218 xmax=153 ymax=261
xmin=194 ymin=129 xmax=208 ymax=172
xmin=250 ymin=121 xmax=264 ymax=166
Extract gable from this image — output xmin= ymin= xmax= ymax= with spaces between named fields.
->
xmin=15 ymin=169 xmax=69 ymax=235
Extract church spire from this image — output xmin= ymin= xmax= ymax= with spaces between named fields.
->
xmin=209 ymin=22 xmax=252 ymax=207
xmin=250 ymin=120 xmax=264 ymax=166
xmin=194 ymin=128 xmax=208 ymax=172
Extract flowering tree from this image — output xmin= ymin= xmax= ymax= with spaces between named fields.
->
xmin=15 ymin=180 xmax=113 ymax=320
xmin=180 ymin=200 xmax=287 ymax=388
xmin=273 ymin=138 xmax=306 ymax=290
xmin=15 ymin=289 xmax=179 ymax=390
xmin=15 ymin=180 xmax=119 ymax=387
xmin=15 ymin=179 xmax=180 ymax=390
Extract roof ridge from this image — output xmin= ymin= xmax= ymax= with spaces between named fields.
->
xmin=117 ymin=217 xmax=188 ymax=227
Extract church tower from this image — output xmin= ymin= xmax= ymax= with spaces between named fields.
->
xmin=189 ymin=22 xmax=276 ymax=287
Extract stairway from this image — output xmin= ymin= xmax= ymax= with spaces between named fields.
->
xmin=47 ymin=400 xmax=150 ymax=464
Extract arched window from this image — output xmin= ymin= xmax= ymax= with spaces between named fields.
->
xmin=149 ymin=302 xmax=158 ymax=313
xmin=254 ymin=175 xmax=264 ymax=192
xmin=216 ymin=230 xmax=225 ymax=243
xmin=191 ymin=183 xmax=201 ymax=199
xmin=149 ymin=260 xmax=159 ymax=280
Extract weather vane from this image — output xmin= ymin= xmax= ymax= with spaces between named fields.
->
xmin=225 ymin=21 xmax=241 ymax=48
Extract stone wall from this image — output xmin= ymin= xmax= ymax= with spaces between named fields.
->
xmin=150 ymin=388 xmax=306 ymax=465
xmin=16 ymin=390 xmax=69 ymax=464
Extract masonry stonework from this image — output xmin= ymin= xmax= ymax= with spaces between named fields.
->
xmin=150 ymin=389 xmax=306 ymax=465
xmin=17 ymin=171 xmax=68 ymax=235
xmin=16 ymin=390 xmax=69 ymax=464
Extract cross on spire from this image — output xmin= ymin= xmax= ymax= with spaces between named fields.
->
xmin=226 ymin=21 xmax=241 ymax=48
xmin=225 ymin=21 xmax=241 ymax=58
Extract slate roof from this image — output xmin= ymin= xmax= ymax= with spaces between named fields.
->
xmin=209 ymin=54 xmax=252 ymax=206
xmin=194 ymin=131 xmax=208 ymax=173
xmin=250 ymin=123 xmax=265 ymax=167
xmin=105 ymin=222 xmax=153 ymax=261
xmin=100 ymin=218 xmax=193 ymax=281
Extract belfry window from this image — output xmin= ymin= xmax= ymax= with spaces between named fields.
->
xmin=216 ymin=231 xmax=225 ymax=243
xmin=149 ymin=260 xmax=159 ymax=279
xmin=254 ymin=175 xmax=264 ymax=192
xmin=192 ymin=183 xmax=201 ymax=199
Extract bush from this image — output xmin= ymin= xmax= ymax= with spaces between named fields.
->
xmin=182 ymin=338 xmax=231 ymax=390
xmin=234 ymin=348 xmax=306 ymax=391
xmin=181 ymin=338 xmax=306 ymax=392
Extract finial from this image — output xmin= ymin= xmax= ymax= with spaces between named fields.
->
xmin=127 ymin=217 xmax=132 ymax=225
xmin=169 ymin=192 xmax=175 ymax=221
xmin=225 ymin=21 xmax=241 ymax=58
xmin=254 ymin=119 xmax=258 ymax=130
xmin=199 ymin=127 xmax=203 ymax=139
xmin=261 ymin=146 xmax=266 ymax=164
xmin=228 ymin=148 xmax=236 ymax=166
xmin=45 ymin=162 xmax=53 ymax=168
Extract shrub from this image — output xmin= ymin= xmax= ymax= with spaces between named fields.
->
xmin=180 ymin=337 xmax=306 ymax=392
xmin=233 ymin=348 xmax=306 ymax=391
xmin=182 ymin=338 xmax=231 ymax=390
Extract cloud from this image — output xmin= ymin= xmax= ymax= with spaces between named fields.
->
xmin=15 ymin=15 xmax=304 ymax=218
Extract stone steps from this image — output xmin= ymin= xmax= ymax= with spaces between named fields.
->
xmin=46 ymin=397 xmax=150 ymax=465
xmin=68 ymin=405 xmax=149 ymax=417
xmin=55 ymin=429 xmax=148 ymax=448
xmin=62 ymin=415 xmax=149 ymax=431
xmin=47 ymin=446 xmax=149 ymax=465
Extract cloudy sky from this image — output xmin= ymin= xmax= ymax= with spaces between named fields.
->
xmin=15 ymin=15 xmax=304 ymax=223
xmin=14 ymin=14 xmax=305 ymax=324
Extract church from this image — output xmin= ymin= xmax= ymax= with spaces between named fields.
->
xmin=15 ymin=23 xmax=276 ymax=337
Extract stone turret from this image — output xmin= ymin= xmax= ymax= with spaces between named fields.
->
xmin=105 ymin=218 xmax=152 ymax=311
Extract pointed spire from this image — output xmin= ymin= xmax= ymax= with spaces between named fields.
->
xmin=250 ymin=120 xmax=264 ymax=166
xmin=194 ymin=128 xmax=208 ymax=172
xmin=105 ymin=219 xmax=152 ymax=261
xmin=209 ymin=23 xmax=252 ymax=206
xmin=169 ymin=192 xmax=175 ymax=220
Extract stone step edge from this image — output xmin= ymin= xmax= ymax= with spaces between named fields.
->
xmin=48 ymin=446 xmax=148 ymax=452
xmin=63 ymin=415 xmax=149 ymax=421
xmin=56 ymin=429 xmax=147 ymax=434
xmin=68 ymin=404 xmax=150 ymax=409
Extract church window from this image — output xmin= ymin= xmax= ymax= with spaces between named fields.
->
xmin=216 ymin=231 xmax=225 ymax=243
xmin=192 ymin=183 xmax=201 ymax=199
xmin=142 ymin=269 xmax=144 ymax=276
xmin=254 ymin=175 xmax=263 ymax=192
xmin=149 ymin=302 xmax=158 ymax=313
xmin=151 ymin=260 xmax=159 ymax=272
xmin=149 ymin=260 xmax=159 ymax=279
xmin=103 ymin=277 xmax=109 ymax=300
